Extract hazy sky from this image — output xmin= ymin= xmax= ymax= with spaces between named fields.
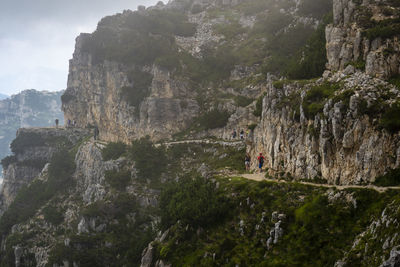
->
xmin=0 ymin=0 xmax=159 ymax=96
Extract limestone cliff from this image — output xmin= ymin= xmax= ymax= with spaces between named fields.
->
xmin=250 ymin=0 xmax=400 ymax=184
xmin=62 ymin=0 xmax=327 ymax=142
xmin=252 ymin=71 xmax=400 ymax=184
xmin=326 ymin=0 xmax=400 ymax=78
xmin=0 ymin=89 xmax=64 ymax=176
xmin=0 ymin=128 xmax=88 ymax=216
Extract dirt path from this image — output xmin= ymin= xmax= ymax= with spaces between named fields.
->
xmin=236 ymin=173 xmax=400 ymax=193
xmin=155 ymin=139 xmax=244 ymax=147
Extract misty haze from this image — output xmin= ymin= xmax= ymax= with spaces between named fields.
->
xmin=0 ymin=0 xmax=400 ymax=266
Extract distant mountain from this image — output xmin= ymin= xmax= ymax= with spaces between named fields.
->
xmin=0 ymin=89 xmax=64 ymax=176
xmin=0 ymin=94 xmax=9 ymax=100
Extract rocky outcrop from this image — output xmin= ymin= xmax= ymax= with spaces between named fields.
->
xmin=0 ymin=89 xmax=64 ymax=175
xmin=62 ymin=32 xmax=199 ymax=143
xmin=252 ymin=71 xmax=400 ymax=184
xmin=326 ymin=0 xmax=400 ymax=79
xmin=0 ymin=128 xmax=89 ymax=216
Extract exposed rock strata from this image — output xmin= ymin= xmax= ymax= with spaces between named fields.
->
xmin=0 ymin=128 xmax=89 ymax=216
xmin=326 ymin=0 xmax=400 ymax=79
xmin=252 ymin=72 xmax=400 ymax=184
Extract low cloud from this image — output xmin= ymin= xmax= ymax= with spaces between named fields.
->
xmin=0 ymin=0 xmax=158 ymax=95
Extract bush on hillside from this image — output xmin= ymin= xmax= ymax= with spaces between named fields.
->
xmin=105 ymin=170 xmax=131 ymax=190
xmin=1 ymin=155 xmax=17 ymax=169
xmin=302 ymin=82 xmax=341 ymax=119
xmin=160 ymin=176 xmax=231 ymax=229
xmin=0 ymin=149 xmax=76 ymax=235
xmin=379 ymin=102 xmax=400 ymax=133
xmin=129 ymin=137 xmax=167 ymax=182
xmin=10 ymin=132 xmax=45 ymax=153
xmin=198 ymin=109 xmax=231 ymax=130
xmin=101 ymin=142 xmax=127 ymax=161
xmin=373 ymin=168 xmax=400 ymax=186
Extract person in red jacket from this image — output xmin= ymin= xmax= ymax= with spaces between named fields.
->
xmin=257 ymin=153 xmax=265 ymax=172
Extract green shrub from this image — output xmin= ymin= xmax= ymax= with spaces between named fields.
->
xmin=82 ymin=193 xmax=136 ymax=219
xmin=102 ymin=142 xmax=127 ymax=160
xmin=81 ymin=10 xmax=195 ymax=66
xmin=247 ymin=123 xmax=257 ymax=131
xmin=129 ymin=137 xmax=167 ymax=182
xmin=373 ymin=168 xmax=400 ymax=186
xmin=43 ymin=205 xmax=64 ymax=226
xmin=160 ymin=176 xmax=231 ymax=229
xmin=253 ymin=94 xmax=264 ymax=117
xmin=10 ymin=132 xmax=45 ymax=153
xmin=389 ymin=75 xmax=400 ymax=88
xmin=364 ymin=19 xmax=400 ymax=40
xmin=197 ymin=109 xmax=231 ymax=130
xmin=0 ymin=149 xmax=76 ymax=235
xmin=1 ymin=155 xmax=17 ymax=169
xmin=346 ymin=60 xmax=366 ymax=71
xmin=234 ymin=95 xmax=254 ymax=107
xmin=105 ymin=170 xmax=131 ymax=190
xmin=302 ymin=82 xmax=341 ymax=119
xmin=379 ymin=102 xmax=400 ymax=133
xmin=273 ymin=80 xmax=287 ymax=89
xmin=213 ymin=21 xmax=246 ymax=40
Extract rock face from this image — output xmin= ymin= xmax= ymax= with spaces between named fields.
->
xmin=0 ymin=127 xmax=89 ymax=216
xmin=62 ymin=31 xmax=199 ymax=142
xmin=0 ymin=89 xmax=64 ymax=175
xmin=252 ymin=72 xmax=400 ymax=184
xmin=326 ymin=0 xmax=400 ymax=79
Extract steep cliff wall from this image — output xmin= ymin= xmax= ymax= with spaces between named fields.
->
xmin=62 ymin=0 xmax=330 ymax=143
xmin=0 ymin=128 xmax=88 ymax=216
xmin=326 ymin=0 xmax=400 ymax=78
xmin=252 ymin=71 xmax=400 ymax=184
xmin=0 ymin=89 xmax=64 ymax=175
xmin=62 ymin=32 xmax=199 ymax=142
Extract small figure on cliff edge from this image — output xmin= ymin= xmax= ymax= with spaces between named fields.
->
xmin=240 ymin=129 xmax=244 ymax=140
xmin=245 ymin=153 xmax=251 ymax=171
xmin=55 ymin=119 xmax=59 ymax=128
xmin=258 ymin=153 xmax=265 ymax=173
xmin=232 ymin=129 xmax=237 ymax=139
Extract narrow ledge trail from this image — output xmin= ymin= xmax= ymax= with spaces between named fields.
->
xmin=235 ymin=173 xmax=400 ymax=193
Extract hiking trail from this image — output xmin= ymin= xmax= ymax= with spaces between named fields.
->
xmin=235 ymin=173 xmax=400 ymax=193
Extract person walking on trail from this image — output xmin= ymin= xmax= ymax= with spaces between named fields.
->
xmin=257 ymin=153 xmax=265 ymax=172
xmin=232 ymin=129 xmax=237 ymax=139
xmin=240 ymin=129 xmax=244 ymax=140
xmin=55 ymin=119 xmax=59 ymax=128
xmin=245 ymin=153 xmax=251 ymax=171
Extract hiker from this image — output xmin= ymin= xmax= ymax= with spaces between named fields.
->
xmin=73 ymin=120 xmax=76 ymax=127
xmin=246 ymin=129 xmax=250 ymax=139
xmin=55 ymin=119 xmax=59 ymax=128
xmin=245 ymin=153 xmax=251 ymax=171
xmin=232 ymin=129 xmax=237 ymax=139
xmin=94 ymin=126 xmax=99 ymax=140
xmin=67 ymin=119 xmax=71 ymax=128
xmin=240 ymin=129 xmax=244 ymax=140
xmin=257 ymin=153 xmax=265 ymax=172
